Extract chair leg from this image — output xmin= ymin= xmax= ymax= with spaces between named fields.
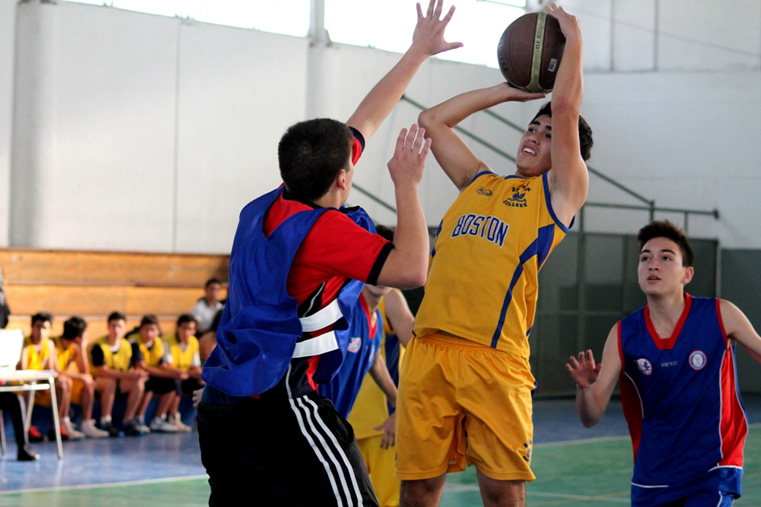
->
xmin=0 ymin=409 xmax=6 ymax=456
xmin=18 ymin=394 xmax=30 ymax=444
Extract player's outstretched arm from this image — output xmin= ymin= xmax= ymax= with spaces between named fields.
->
xmin=545 ymin=3 xmax=588 ymax=227
xmin=384 ymin=288 xmax=415 ymax=347
xmin=369 ymin=351 xmax=398 ymax=408
xmin=377 ymin=125 xmax=430 ymax=289
xmin=419 ymin=84 xmax=545 ymax=191
xmin=566 ymin=325 xmax=621 ymax=427
xmin=720 ymin=299 xmax=761 ymax=365
xmin=347 ymin=0 xmax=462 ymax=141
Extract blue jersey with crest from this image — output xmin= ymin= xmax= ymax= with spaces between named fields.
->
xmin=320 ymin=293 xmax=382 ymax=418
xmin=618 ymin=294 xmax=747 ymax=505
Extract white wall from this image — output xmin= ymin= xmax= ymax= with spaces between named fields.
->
xmin=1 ymin=0 xmax=760 ymax=253
xmin=0 ymin=0 xmax=15 ymax=246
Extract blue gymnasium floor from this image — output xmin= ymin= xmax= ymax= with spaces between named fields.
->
xmin=1 ymin=395 xmax=760 ymax=506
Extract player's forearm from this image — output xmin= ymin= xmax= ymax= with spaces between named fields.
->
xmin=389 ymin=184 xmax=428 ymax=288
xmin=420 ymin=85 xmax=508 ymax=131
xmin=575 ymin=386 xmax=604 ymax=428
xmin=550 ymin=34 xmax=583 ymax=116
xmin=369 ymin=359 xmax=398 ymax=407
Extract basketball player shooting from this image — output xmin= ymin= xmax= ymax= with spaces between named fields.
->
xmin=395 ymin=3 xmax=593 ymax=507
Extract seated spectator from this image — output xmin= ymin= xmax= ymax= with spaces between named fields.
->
xmin=54 ymin=316 xmax=108 ymax=438
xmin=21 ymin=312 xmax=82 ymax=441
xmin=130 ymin=315 xmax=184 ymax=433
xmin=0 ymin=392 xmax=38 ymax=461
xmin=190 ymin=278 xmax=224 ymax=335
xmin=198 ymin=309 xmax=223 ymax=363
xmin=90 ymin=312 xmax=149 ymax=437
xmin=165 ymin=314 xmax=203 ymax=432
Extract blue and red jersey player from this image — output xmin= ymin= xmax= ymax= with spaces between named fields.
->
xmin=567 ymin=220 xmax=761 ymax=506
xmin=196 ymin=3 xmax=462 ymax=505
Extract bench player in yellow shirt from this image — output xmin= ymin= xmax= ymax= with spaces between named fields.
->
xmin=21 ymin=312 xmax=82 ymax=441
xmin=54 ymin=316 xmax=109 ymax=438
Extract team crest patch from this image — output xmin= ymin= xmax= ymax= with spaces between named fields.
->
xmin=347 ymin=337 xmax=362 ymax=353
xmin=689 ymin=351 xmax=707 ymax=370
xmin=636 ymin=358 xmax=653 ymax=375
xmin=476 ymin=186 xmax=493 ymax=196
xmin=503 ymin=183 xmax=531 ymax=208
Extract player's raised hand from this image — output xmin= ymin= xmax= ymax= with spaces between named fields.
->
xmin=566 ymin=350 xmax=602 ymax=388
xmin=498 ymin=82 xmax=547 ymax=103
xmin=388 ymin=124 xmax=431 ymax=188
xmin=410 ymin=0 xmax=463 ymax=57
xmin=545 ymin=2 xmax=581 ymax=42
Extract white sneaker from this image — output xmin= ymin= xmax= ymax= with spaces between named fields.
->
xmin=62 ymin=419 xmax=85 ymax=440
xmin=169 ymin=413 xmax=192 ymax=433
xmin=150 ymin=415 xmax=179 ymax=433
xmin=81 ymin=419 xmax=109 ymax=438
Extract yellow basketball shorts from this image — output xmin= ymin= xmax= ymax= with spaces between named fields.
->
xmin=357 ymin=434 xmax=400 ymax=507
xmin=395 ymin=332 xmax=536 ymax=482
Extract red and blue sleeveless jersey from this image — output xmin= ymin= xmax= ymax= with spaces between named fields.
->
xmin=202 ymin=130 xmax=394 ymax=398
xmin=319 ymin=293 xmax=382 ymax=418
xmin=618 ymin=294 xmax=747 ymax=505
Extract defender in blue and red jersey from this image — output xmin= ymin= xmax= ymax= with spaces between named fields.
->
xmin=197 ymin=2 xmax=462 ymax=506
xmin=567 ymin=220 xmax=761 ymax=506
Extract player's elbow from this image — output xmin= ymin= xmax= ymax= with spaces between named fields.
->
xmin=396 ymin=265 xmax=427 ymax=289
xmin=418 ymin=108 xmax=446 ymax=132
xmin=579 ymin=412 xmax=602 ymax=428
xmin=378 ymin=261 xmax=427 ymax=290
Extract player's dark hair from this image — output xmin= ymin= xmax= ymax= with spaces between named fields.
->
xmin=31 ymin=312 xmax=53 ymax=326
xmin=140 ymin=314 xmax=160 ymax=328
xmin=278 ymin=118 xmax=354 ymax=202
xmin=176 ymin=313 xmax=197 ymax=328
xmin=62 ymin=316 xmax=87 ymax=341
xmin=531 ymin=102 xmax=594 ymax=161
xmin=107 ymin=311 xmax=126 ymax=323
xmin=204 ymin=278 xmax=222 ymax=288
xmin=637 ymin=220 xmax=695 ymax=268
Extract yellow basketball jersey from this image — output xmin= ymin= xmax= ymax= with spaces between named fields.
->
xmin=93 ymin=335 xmax=133 ymax=372
xmin=23 ymin=336 xmax=51 ymax=370
xmin=137 ymin=339 xmax=165 ymax=368
xmin=54 ymin=337 xmax=75 ymax=371
xmin=413 ymin=172 xmax=569 ymax=359
xmin=348 ymin=296 xmax=404 ymax=440
xmin=170 ymin=337 xmax=199 ymax=372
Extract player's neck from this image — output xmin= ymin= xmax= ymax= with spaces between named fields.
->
xmin=361 ymin=287 xmax=382 ymax=313
xmin=646 ymin=291 xmax=687 ymax=335
xmin=313 ymin=187 xmax=345 ymax=210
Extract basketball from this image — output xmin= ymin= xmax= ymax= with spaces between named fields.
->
xmin=497 ymin=12 xmax=565 ymax=93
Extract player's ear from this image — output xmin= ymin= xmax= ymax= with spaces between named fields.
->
xmin=682 ymin=266 xmax=694 ymax=285
xmin=336 ymin=169 xmax=348 ymax=191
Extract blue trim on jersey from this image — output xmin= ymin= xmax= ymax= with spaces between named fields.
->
xmin=430 ymin=220 xmax=443 ymax=259
xmin=466 ymin=170 xmax=496 ymax=187
xmin=490 ymin=238 xmax=539 ymax=348
xmin=541 ymin=172 xmax=573 ymax=233
xmin=536 ymin=224 xmax=556 ymax=269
